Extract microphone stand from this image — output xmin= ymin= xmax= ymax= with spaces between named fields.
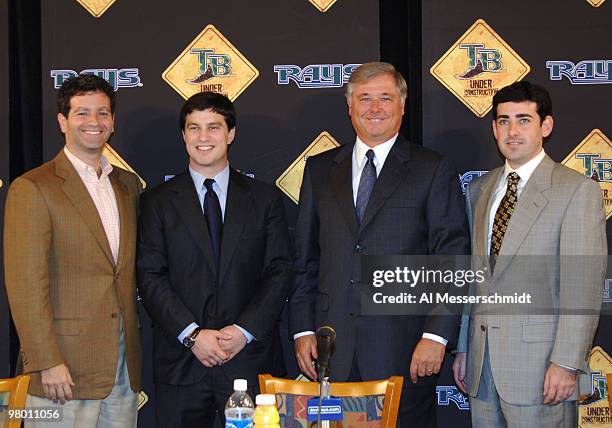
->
xmin=317 ymin=375 xmax=330 ymax=428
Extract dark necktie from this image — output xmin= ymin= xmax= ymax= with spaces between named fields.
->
xmin=203 ymin=179 xmax=222 ymax=272
xmin=490 ymin=172 xmax=520 ymax=269
xmin=355 ymin=149 xmax=377 ymax=225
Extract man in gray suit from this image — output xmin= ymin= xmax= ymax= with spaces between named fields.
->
xmin=452 ymin=81 xmax=607 ymax=427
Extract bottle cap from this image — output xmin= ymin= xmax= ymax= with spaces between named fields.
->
xmin=233 ymin=379 xmax=247 ymax=391
xmin=256 ymin=394 xmax=276 ymax=406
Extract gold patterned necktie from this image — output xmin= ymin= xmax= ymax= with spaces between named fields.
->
xmin=490 ymin=172 xmax=520 ymax=268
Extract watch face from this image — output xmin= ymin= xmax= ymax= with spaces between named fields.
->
xmin=183 ymin=337 xmax=194 ymax=348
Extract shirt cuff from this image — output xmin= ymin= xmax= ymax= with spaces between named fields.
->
xmin=178 ymin=322 xmax=199 ymax=344
xmin=233 ymin=325 xmax=255 ymax=343
xmin=294 ymin=331 xmax=315 ymax=340
xmin=555 ymin=363 xmax=577 ymax=372
xmin=422 ymin=333 xmax=448 ymax=346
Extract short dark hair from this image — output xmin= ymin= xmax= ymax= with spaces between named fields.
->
xmin=57 ymin=74 xmax=115 ymax=117
xmin=179 ymin=92 xmax=236 ymax=130
xmin=492 ymin=81 xmax=552 ymax=123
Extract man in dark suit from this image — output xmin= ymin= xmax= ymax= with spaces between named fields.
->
xmin=137 ymin=92 xmax=292 ymax=426
xmin=289 ymin=62 xmax=470 ymax=427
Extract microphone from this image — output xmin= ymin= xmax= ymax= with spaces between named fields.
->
xmin=316 ymin=326 xmax=336 ymax=379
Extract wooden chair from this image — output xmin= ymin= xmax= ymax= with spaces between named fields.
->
xmin=0 ymin=375 xmax=30 ymax=428
xmin=259 ymin=374 xmax=403 ymax=427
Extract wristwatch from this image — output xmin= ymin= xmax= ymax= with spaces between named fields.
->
xmin=183 ymin=327 xmax=201 ymax=349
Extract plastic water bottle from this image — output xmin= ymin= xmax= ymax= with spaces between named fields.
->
xmin=225 ymin=379 xmax=254 ymax=428
xmin=253 ymin=394 xmax=280 ymax=427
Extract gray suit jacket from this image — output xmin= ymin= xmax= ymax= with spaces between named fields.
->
xmin=458 ymin=154 xmax=607 ymax=405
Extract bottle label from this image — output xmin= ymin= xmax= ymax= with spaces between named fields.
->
xmin=225 ymin=418 xmax=253 ymax=428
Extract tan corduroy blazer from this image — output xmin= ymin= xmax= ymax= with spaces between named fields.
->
xmin=4 ymin=150 xmax=142 ymax=399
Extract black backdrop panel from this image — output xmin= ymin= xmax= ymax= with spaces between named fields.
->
xmin=423 ymin=1 xmax=611 ymax=426
xmin=423 ymin=0 xmax=611 ymax=173
xmin=0 ymin=0 xmax=9 ymax=378
xmin=41 ymin=1 xmax=379 ymax=424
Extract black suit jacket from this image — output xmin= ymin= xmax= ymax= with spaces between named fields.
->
xmin=137 ymin=169 xmax=292 ymax=387
xmin=289 ymin=135 xmax=470 ymax=382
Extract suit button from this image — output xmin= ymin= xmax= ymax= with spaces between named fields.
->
xmin=207 ymin=313 xmax=214 ymax=320
xmin=480 ymin=325 xmax=486 ymax=331
xmin=349 ymin=279 xmax=355 ymax=285
xmin=354 ymin=244 xmax=362 ymax=252
xmin=349 ymin=312 xmax=354 ymax=317
xmin=111 ymin=313 xmax=118 ymax=318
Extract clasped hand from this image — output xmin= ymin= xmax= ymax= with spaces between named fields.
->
xmin=191 ymin=326 xmax=247 ymax=367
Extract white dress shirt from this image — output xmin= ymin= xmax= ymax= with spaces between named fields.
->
xmin=64 ymin=147 xmax=120 ymax=264
xmin=486 ymin=149 xmax=546 ymax=254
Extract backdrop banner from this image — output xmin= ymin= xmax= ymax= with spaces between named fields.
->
xmin=40 ymin=1 xmax=379 ymax=424
xmin=423 ymin=0 xmax=611 ymax=425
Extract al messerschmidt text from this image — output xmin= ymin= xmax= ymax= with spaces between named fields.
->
xmin=372 ymin=292 xmax=532 ymax=304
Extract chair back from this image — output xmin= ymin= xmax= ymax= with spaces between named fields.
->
xmin=259 ymin=374 xmax=403 ymax=427
xmin=0 ymin=375 xmax=30 ymax=428
xmin=607 ymin=373 xmax=612 ymax=411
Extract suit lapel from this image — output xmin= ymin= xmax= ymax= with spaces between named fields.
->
xmin=55 ymin=151 xmax=115 ymax=267
xmin=330 ymin=144 xmax=359 ymax=237
xmin=358 ymin=136 xmax=411 ymax=232
xmin=493 ymin=156 xmax=552 ymax=279
xmin=218 ymin=170 xmax=250 ymax=285
xmin=473 ymin=168 xmax=502 ymax=259
xmin=170 ymin=172 xmax=216 ymax=275
xmin=110 ymin=170 xmax=133 ymax=271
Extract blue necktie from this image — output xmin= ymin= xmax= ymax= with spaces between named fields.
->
xmin=355 ymin=149 xmax=376 ymax=225
xmin=203 ymin=179 xmax=222 ymax=271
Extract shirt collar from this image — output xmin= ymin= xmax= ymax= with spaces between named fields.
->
xmin=354 ymin=133 xmax=398 ymax=169
xmin=502 ymin=148 xmax=546 ymax=183
xmin=189 ymin=163 xmax=230 ymax=197
xmin=64 ymin=146 xmax=113 ymax=182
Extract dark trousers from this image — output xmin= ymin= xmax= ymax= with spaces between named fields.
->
xmin=155 ymin=366 xmax=256 ymax=428
xmin=347 ymin=354 xmax=437 ymax=428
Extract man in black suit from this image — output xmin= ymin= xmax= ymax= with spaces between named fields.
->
xmin=137 ymin=92 xmax=292 ymax=426
xmin=289 ymin=62 xmax=470 ymax=427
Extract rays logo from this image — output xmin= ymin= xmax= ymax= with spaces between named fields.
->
xmin=187 ymin=49 xmax=232 ymax=85
xmin=460 ymin=170 xmax=488 ymax=194
xmin=50 ymin=69 xmax=141 ymax=91
xmin=546 ymin=60 xmax=612 ymax=85
xmin=604 ymin=279 xmax=612 ymax=303
xmin=575 ymin=154 xmax=612 ymax=183
xmin=436 ymin=386 xmax=470 ymax=410
xmin=456 ymin=44 xmax=503 ymax=80
xmin=274 ymin=64 xmax=360 ymax=88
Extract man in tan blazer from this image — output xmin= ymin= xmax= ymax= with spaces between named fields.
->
xmin=452 ymin=81 xmax=607 ymax=427
xmin=4 ymin=74 xmax=142 ymax=427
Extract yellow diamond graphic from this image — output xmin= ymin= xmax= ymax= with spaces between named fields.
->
xmin=562 ymin=129 xmax=612 ymax=219
xmin=308 ymin=0 xmax=338 ymax=12
xmin=586 ymin=0 xmax=606 ymax=6
xmin=103 ymin=144 xmax=147 ymax=190
xmin=137 ymin=390 xmax=149 ymax=411
xmin=578 ymin=346 xmax=610 ymax=427
xmin=430 ymin=19 xmax=530 ymax=118
xmin=276 ymin=131 xmax=340 ymax=204
xmin=162 ymin=25 xmax=259 ymax=101
xmin=75 ymin=0 xmax=116 ymax=17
